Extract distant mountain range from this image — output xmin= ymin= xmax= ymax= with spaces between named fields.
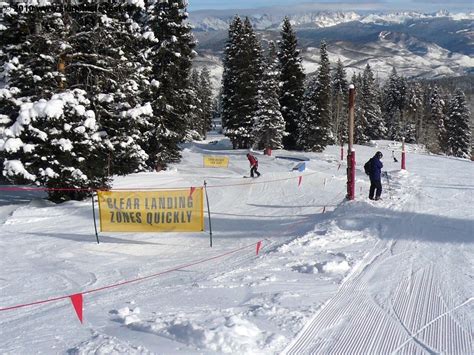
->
xmin=190 ymin=10 xmax=474 ymax=91
xmin=190 ymin=10 xmax=474 ymax=32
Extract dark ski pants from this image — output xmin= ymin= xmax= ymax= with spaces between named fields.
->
xmin=250 ymin=166 xmax=260 ymax=178
xmin=369 ymin=179 xmax=382 ymax=200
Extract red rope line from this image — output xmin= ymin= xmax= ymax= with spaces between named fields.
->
xmin=0 ymin=166 xmax=337 ymax=192
xmin=0 ymin=242 xmax=257 ymax=312
xmin=0 ymin=186 xmax=95 ymax=192
xmin=0 ymin=163 xmax=344 ymax=311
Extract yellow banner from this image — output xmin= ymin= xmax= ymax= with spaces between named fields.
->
xmin=98 ymin=189 xmax=204 ymax=232
xmin=203 ymin=155 xmax=229 ymax=168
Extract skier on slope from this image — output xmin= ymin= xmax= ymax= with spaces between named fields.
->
xmin=246 ymin=153 xmax=261 ymax=178
xmin=368 ymin=151 xmax=383 ymax=200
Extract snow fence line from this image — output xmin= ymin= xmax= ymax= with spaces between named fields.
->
xmin=0 ymin=241 xmax=264 ymax=323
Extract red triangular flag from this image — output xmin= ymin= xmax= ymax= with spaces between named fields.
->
xmin=298 ymin=176 xmax=302 ymax=187
xmin=189 ymin=186 xmax=196 ymax=197
xmin=256 ymin=241 xmax=262 ymax=255
xmin=70 ymin=293 xmax=83 ymax=324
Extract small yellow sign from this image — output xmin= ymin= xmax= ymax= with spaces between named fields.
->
xmin=203 ymin=155 xmax=229 ymax=168
xmin=98 ymin=189 xmax=204 ymax=233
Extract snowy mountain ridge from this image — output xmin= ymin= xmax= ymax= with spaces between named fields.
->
xmin=192 ymin=9 xmax=473 ymax=89
xmin=190 ymin=10 xmax=474 ymax=31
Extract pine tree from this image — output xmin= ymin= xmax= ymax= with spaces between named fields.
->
xmin=299 ymin=74 xmax=321 ymax=151
xmin=331 ymin=58 xmax=348 ymax=144
xmin=445 ymin=89 xmax=471 ymax=158
xmin=65 ymin=5 xmax=150 ymax=175
xmin=419 ymin=83 xmax=434 ymax=148
xmin=146 ymin=0 xmax=196 ymax=168
xmin=1 ymin=89 xmax=110 ymax=202
xmin=221 ymin=16 xmax=244 ymax=147
xmin=278 ymin=17 xmax=305 ymax=150
xmin=221 ymin=17 xmax=262 ymax=148
xmin=0 ymin=5 xmax=68 ymax=151
xmin=312 ymin=40 xmax=334 ymax=148
xmin=188 ymin=68 xmax=203 ymax=138
xmin=428 ymin=85 xmax=448 ymax=154
xmin=1 ymin=5 xmax=112 ymax=199
xmin=300 ymin=40 xmax=333 ymax=151
xmin=234 ymin=17 xmax=263 ymax=148
xmin=198 ymin=67 xmax=214 ymax=138
xmin=253 ymin=41 xmax=286 ymax=150
xmin=188 ymin=67 xmax=213 ymax=140
xmin=382 ymin=68 xmax=407 ymax=141
xmin=361 ymin=64 xmax=385 ymax=141
xmin=1 ymin=9 xmax=67 ymax=100
xmin=404 ymin=82 xmax=423 ymax=143
xmin=352 ymin=73 xmax=367 ymax=144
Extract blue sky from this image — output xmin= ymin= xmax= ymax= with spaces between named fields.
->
xmin=188 ymin=0 xmax=473 ymax=12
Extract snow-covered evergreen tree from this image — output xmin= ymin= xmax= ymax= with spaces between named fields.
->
xmin=299 ymin=75 xmax=321 ymax=151
xmin=146 ymin=0 xmax=196 ymax=168
xmin=1 ymin=8 xmax=67 ymax=100
xmin=445 ymin=89 xmax=471 ymax=158
xmin=221 ymin=16 xmax=243 ymax=147
xmin=0 ymin=5 xmax=68 ymax=152
xmin=298 ymin=41 xmax=335 ymax=152
xmin=66 ymin=5 xmax=150 ymax=175
xmin=198 ymin=66 xmax=214 ymax=138
xmin=382 ymin=68 xmax=407 ymax=141
xmin=310 ymin=40 xmax=334 ymax=149
xmin=429 ymin=85 xmax=448 ymax=154
xmin=234 ymin=17 xmax=263 ymax=148
xmin=1 ymin=89 xmax=110 ymax=202
xmin=278 ymin=17 xmax=305 ymax=150
xmin=221 ymin=16 xmax=263 ymax=148
xmin=253 ymin=41 xmax=286 ymax=150
xmin=188 ymin=67 xmax=213 ymax=140
xmin=403 ymin=82 xmax=423 ymax=143
xmin=1 ymin=5 xmax=111 ymax=199
xmin=188 ymin=68 xmax=203 ymax=138
xmin=331 ymin=58 xmax=348 ymax=144
xmin=352 ymin=73 xmax=367 ymax=144
xmin=361 ymin=64 xmax=385 ymax=141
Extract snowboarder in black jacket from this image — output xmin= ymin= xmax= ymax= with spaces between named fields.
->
xmin=369 ymin=151 xmax=383 ymax=200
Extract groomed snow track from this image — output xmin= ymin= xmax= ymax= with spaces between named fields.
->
xmin=284 ymin=160 xmax=473 ymax=355
xmin=284 ymin=239 xmax=473 ymax=354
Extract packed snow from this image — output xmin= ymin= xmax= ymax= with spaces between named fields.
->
xmin=0 ymin=134 xmax=472 ymax=354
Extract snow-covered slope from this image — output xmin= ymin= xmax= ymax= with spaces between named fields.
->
xmin=194 ymin=12 xmax=474 ymax=91
xmin=0 ymin=135 xmax=473 ymax=354
xmin=191 ymin=10 xmax=473 ymax=85
xmin=300 ymin=32 xmax=474 ymax=79
xmin=195 ymin=30 xmax=473 ymax=94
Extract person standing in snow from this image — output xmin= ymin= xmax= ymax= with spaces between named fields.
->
xmin=246 ymin=153 xmax=261 ymax=178
xmin=369 ymin=151 xmax=383 ymax=200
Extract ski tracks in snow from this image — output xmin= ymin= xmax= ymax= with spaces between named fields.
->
xmin=284 ymin=170 xmax=473 ymax=354
xmin=284 ymin=240 xmax=473 ymax=354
